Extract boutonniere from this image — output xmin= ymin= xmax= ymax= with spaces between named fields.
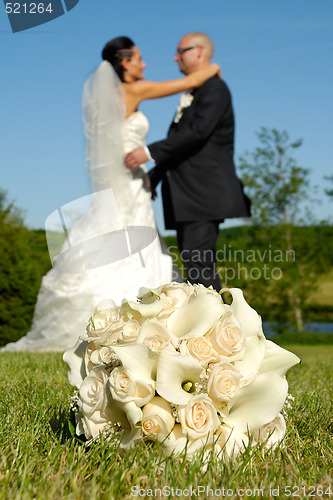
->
xmin=173 ymin=92 xmax=194 ymax=123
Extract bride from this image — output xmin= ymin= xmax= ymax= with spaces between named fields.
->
xmin=2 ymin=37 xmax=220 ymax=352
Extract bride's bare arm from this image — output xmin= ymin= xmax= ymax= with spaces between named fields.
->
xmin=125 ymin=64 xmax=221 ymax=104
xmin=124 ymin=64 xmax=221 ymax=168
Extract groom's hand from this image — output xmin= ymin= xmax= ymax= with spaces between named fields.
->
xmin=125 ymin=148 xmax=148 ymax=170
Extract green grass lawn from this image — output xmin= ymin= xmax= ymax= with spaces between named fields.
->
xmin=0 ymin=346 xmax=332 ymax=499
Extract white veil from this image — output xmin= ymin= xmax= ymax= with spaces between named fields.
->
xmin=82 ymin=61 xmax=134 ymax=225
xmin=45 ymin=61 xmax=138 ymax=274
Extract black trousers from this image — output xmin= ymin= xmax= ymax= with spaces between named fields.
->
xmin=176 ymin=220 xmax=221 ymax=291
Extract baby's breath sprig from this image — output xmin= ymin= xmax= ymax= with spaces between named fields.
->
xmin=170 ymin=403 xmax=180 ymax=423
xmin=281 ymin=393 xmax=295 ymax=420
xmin=70 ymin=391 xmax=79 ymax=412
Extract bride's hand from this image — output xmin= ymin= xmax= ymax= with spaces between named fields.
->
xmin=211 ymin=63 xmax=222 ymax=79
xmin=125 ymin=147 xmax=148 ymax=170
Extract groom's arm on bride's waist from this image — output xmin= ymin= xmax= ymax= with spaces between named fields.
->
xmin=148 ymin=78 xmax=231 ymax=165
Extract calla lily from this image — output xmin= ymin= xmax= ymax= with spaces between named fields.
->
xmin=63 ymin=339 xmax=88 ymax=389
xmin=233 ymin=336 xmax=266 ymax=379
xmin=166 ymin=293 xmax=227 ymax=340
xmin=127 ymin=293 xmax=167 ymax=318
xmin=156 ymin=351 xmax=203 ymax=405
xmin=220 ymin=288 xmax=266 ymax=377
xmin=184 ymin=433 xmax=217 ymax=460
xmin=111 ymin=343 xmax=158 ymax=382
xmin=225 ymin=371 xmax=288 ymax=432
xmin=159 ymin=424 xmax=189 ymax=457
xmin=120 ymin=401 xmax=143 ymax=449
xmin=223 ymin=288 xmax=264 ymax=339
xmin=161 ymin=425 xmax=217 ymax=460
xmin=216 ymin=424 xmax=249 ymax=459
xmin=259 ymin=340 xmax=300 ymax=375
xmin=137 ymin=286 xmax=163 ymax=301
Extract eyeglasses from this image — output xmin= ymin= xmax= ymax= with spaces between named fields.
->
xmin=175 ymin=45 xmax=199 ymax=56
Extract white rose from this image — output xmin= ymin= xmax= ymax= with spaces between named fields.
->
xmin=180 ymin=337 xmax=217 ymax=366
xmin=142 ymin=397 xmax=175 ymax=438
xmin=118 ymin=319 xmax=140 ymax=343
xmin=144 ymin=336 xmax=169 ymax=352
xmin=137 ymin=318 xmax=178 ymax=352
xmin=86 ymin=342 xmax=115 ymax=368
xmin=83 ymin=301 xmax=119 ymax=341
xmin=252 ymin=413 xmax=286 ymax=449
xmin=78 ymin=366 xmax=109 ymax=417
xmin=92 ymin=301 xmax=118 ymax=328
xmin=161 ymin=282 xmax=194 ymax=307
xmin=156 ymin=296 xmax=178 ymax=324
xmin=206 ymin=313 xmax=246 ymax=360
xmin=95 ymin=305 xmax=144 ymax=346
xmin=75 ymin=412 xmax=108 ymax=441
xmin=157 ymin=283 xmax=194 ymax=324
xmin=76 ymin=366 xmax=124 ymax=440
xmin=193 ymin=283 xmax=221 ymax=297
xmin=179 ymin=394 xmax=220 ymax=440
xmin=207 ymin=362 xmax=242 ymax=404
xmin=108 ymin=367 xmax=154 ymax=407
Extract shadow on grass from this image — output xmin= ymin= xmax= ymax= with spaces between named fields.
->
xmin=49 ymin=406 xmax=86 ymax=445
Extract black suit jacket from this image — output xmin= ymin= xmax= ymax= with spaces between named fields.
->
xmin=148 ymin=76 xmax=251 ymax=229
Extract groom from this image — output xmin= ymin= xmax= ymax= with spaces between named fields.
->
xmin=125 ymin=32 xmax=250 ymax=290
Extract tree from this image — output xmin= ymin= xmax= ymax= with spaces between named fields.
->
xmin=324 ymin=175 xmax=333 ymax=199
xmin=238 ymin=128 xmax=319 ymax=332
xmin=0 ymin=189 xmax=51 ymax=346
xmin=0 ymin=189 xmax=24 ymax=226
xmin=238 ymin=128 xmax=310 ymax=226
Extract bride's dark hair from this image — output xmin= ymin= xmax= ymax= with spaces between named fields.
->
xmin=102 ymin=36 xmax=135 ymax=82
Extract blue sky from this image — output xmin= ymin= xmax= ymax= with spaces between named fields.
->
xmin=1 ymin=0 xmax=332 ymax=234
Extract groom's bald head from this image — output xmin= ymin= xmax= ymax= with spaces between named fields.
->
xmin=175 ymin=32 xmax=214 ymax=74
xmin=187 ymin=33 xmax=214 ymax=59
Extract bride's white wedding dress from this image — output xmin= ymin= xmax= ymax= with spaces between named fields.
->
xmin=2 ymin=64 xmax=179 ymax=352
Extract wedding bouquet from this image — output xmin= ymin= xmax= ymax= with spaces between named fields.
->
xmin=63 ymin=283 xmax=299 ymax=460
